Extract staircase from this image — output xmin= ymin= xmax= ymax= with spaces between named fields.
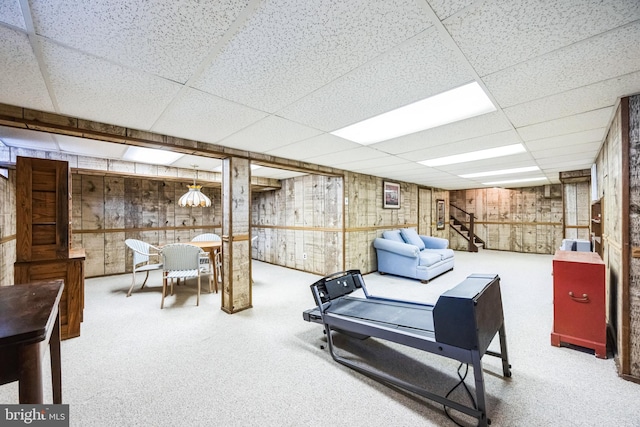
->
xmin=450 ymin=204 xmax=485 ymax=252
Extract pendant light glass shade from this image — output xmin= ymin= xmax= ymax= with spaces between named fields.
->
xmin=178 ymin=184 xmax=211 ymax=207
xmin=178 ymin=165 xmax=211 ymax=207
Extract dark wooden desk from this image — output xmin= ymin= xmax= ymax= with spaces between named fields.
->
xmin=0 ymin=280 xmax=64 ymax=403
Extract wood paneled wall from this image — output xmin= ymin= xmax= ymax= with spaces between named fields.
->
xmin=72 ymin=174 xmax=222 ymax=277
xmin=626 ymin=95 xmax=640 ymax=380
xmin=0 ymin=168 xmax=16 ymax=286
xmin=251 ymin=174 xmax=343 ymax=276
xmin=595 ymin=95 xmax=640 ymax=382
xmin=251 ymin=172 xmax=446 ymax=275
xmin=449 ymin=186 xmax=563 ymax=254
xmin=563 ymin=180 xmax=591 ymax=240
xmin=596 ymin=100 xmax=624 ymax=372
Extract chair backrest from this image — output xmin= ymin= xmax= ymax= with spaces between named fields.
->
xmin=162 ymin=243 xmax=202 ymax=271
xmin=125 ymin=239 xmax=157 ymax=266
xmin=192 ymin=233 xmax=221 ymax=242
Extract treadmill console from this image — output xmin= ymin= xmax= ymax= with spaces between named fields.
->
xmin=311 ymin=269 xmax=363 ymax=304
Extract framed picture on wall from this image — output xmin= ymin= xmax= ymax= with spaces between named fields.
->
xmin=436 ymin=199 xmax=446 ymax=230
xmin=383 ymin=181 xmax=400 ymax=209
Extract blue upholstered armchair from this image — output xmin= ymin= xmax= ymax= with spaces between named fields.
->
xmin=373 ymin=228 xmax=454 ymax=283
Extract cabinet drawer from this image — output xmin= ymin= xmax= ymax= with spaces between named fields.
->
xmin=553 ymin=283 xmax=604 ymax=343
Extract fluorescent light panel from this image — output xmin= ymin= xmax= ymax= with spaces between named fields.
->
xmin=459 ymin=166 xmax=539 ymax=179
xmin=483 ymin=177 xmax=547 ymax=186
xmin=331 ymin=82 xmax=496 ymax=144
xmin=122 ymin=146 xmax=184 ymax=165
xmin=420 ymin=144 xmax=526 ymax=167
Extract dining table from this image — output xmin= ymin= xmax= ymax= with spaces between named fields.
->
xmin=187 ymin=240 xmax=222 ymax=293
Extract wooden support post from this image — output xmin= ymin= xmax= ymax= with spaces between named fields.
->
xmin=221 ymin=157 xmax=252 ymax=313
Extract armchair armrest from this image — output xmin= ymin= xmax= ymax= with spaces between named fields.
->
xmin=420 ymin=235 xmax=449 ymax=249
xmin=373 ymin=238 xmax=420 ymax=258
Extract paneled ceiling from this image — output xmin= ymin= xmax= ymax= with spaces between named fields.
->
xmin=1 ymin=0 xmax=639 ymax=188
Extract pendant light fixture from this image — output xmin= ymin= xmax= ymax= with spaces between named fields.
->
xmin=178 ymin=165 xmax=211 ymax=207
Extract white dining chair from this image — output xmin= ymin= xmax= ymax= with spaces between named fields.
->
xmin=124 ymin=239 xmax=163 ymax=297
xmin=160 ymin=243 xmax=211 ymax=309
xmin=192 ymin=233 xmax=222 ymax=285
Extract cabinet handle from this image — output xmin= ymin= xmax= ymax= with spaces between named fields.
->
xmin=568 ymin=291 xmax=589 ymax=303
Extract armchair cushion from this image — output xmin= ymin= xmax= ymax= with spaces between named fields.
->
xmin=420 ymin=235 xmax=449 ymax=249
xmin=427 ymin=248 xmax=455 ymax=261
xmin=400 ymin=228 xmax=425 ymax=250
xmin=373 ymin=238 xmax=419 ymax=258
xmin=419 ymin=251 xmax=442 ymax=267
xmin=382 ymin=229 xmax=404 ymax=242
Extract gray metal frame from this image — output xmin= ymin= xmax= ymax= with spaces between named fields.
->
xmin=305 ymin=271 xmax=511 ymax=427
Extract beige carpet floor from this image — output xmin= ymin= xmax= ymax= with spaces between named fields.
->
xmin=1 ymin=249 xmax=639 ymax=426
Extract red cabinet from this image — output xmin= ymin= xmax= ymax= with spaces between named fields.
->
xmin=550 ymin=250 xmax=606 ymax=358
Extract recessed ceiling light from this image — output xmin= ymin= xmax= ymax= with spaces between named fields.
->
xmin=122 ymin=146 xmax=184 ymax=165
xmin=482 ymin=177 xmax=547 ymax=186
xmin=331 ymin=82 xmax=496 ymax=145
xmin=419 ymin=144 xmax=526 ymax=167
xmin=459 ymin=166 xmax=540 ymax=179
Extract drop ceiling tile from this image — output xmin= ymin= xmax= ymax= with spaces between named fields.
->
xmin=335 ymin=155 xmax=414 ymax=173
xmin=536 ymin=154 xmax=596 ymax=168
xmin=426 ymin=0 xmax=475 ymax=20
xmin=372 ymin=111 xmax=512 ymax=155
xmin=0 ymin=0 xmax=25 ymax=29
xmin=530 ymin=141 xmax=602 ymax=159
xmin=264 ymin=134 xmax=360 ymax=160
xmin=252 ymin=167 xmax=306 ymax=179
xmin=396 ymin=129 xmax=521 ymax=162
xmin=0 ymin=27 xmax=53 ymax=111
xmin=217 ymin=116 xmax=322 ymax=152
xmin=41 ymin=39 xmax=182 ymax=130
xmin=170 ymin=155 xmax=222 ymax=172
xmin=504 ymin=71 xmax=640 ymax=127
xmin=192 ymin=0 xmax=432 ymax=113
xmin=524 ymin=128 xmax=606 ymax=152
xmin=434 ymin=153 xmax=534 ymax=175
xmin=306 ymin=146 xmax=388 ymax=167
xmin=439 ymin=157 xmax=536 ymax=175
xmin=517 ymin=108 xmax=613 ymax=141
xmin=30 ymin=0 xmax=251 ymax=83
xmin=445 ymin=0 xmax=640 ymax=76
xmin=484 ymin=21 xmax=640 ymax=108
xmin=54 ymin=135 xmax=128 ymax=159
xmin=278 ymin=28 xmax=473 ymax=131
xmin=0 ymin=125 xmax=57 ymax=150
xmin=352 ymin=161 xmax=428 ymax=175
xmin=152 ymin=87 xmax=268 ymax=144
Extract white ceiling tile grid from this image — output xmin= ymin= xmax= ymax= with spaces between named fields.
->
xmin=151 ymin=87 xmax=269 ymax=144
xmin=29 ymin=0 xmax=252 ymax=83
xmin=503 ymin=71 xmax=640 ymax=128
xmin=444 ymin=0 xmax=640 ymax=76
xmin=0 ymin=27 xmax=53 ymax=111
xmin=517 ymin=107 xmax=614 ymax=142
xmin=216 ymin=115 xmax=323 ymax=152
xmin=0 ymin=1 xmax=640 ymax=189
xmin=277 ymin=27 xmax=474 ymax=131
xmin=40 ymin=39 xmax=184 ymax=130
xmin=192 ymin=0 xmax=433 ymax=113
xmin=0 ymin=0 xmax=26 ymax=30
xmin=484 ymin=21 xmax=640 ymax=108
xmin=264 ymin=133 xmax=361 ymax=160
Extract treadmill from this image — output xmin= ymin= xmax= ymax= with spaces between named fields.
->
xmin=302 ymin=270 xmax=511 ymax=427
